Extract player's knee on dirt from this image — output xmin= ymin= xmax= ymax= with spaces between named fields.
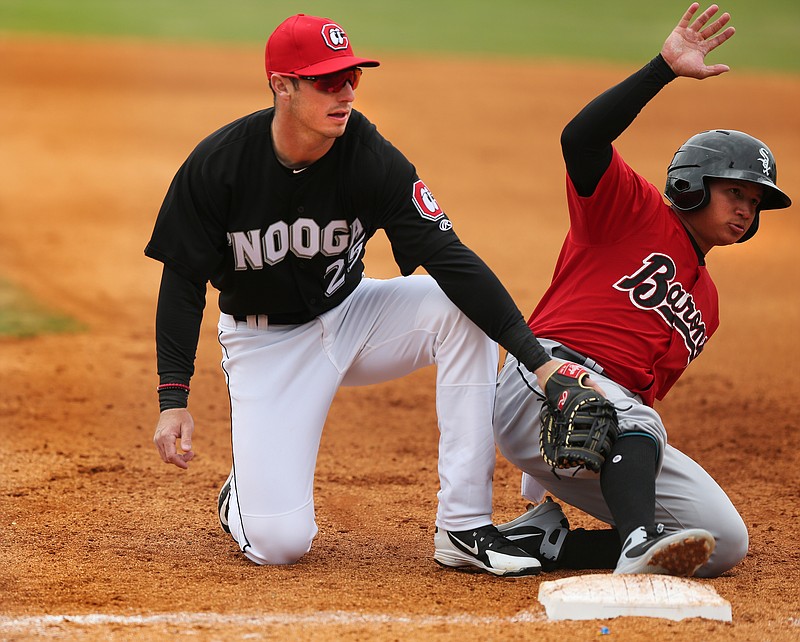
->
xmin=696 ymin=511 xmax=748 ymax=578
xmin=239 ymin=509 xmax=318 ymax=565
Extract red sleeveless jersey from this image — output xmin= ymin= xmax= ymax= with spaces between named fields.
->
xmin=530 ymin=148 xmax=719 ymax=406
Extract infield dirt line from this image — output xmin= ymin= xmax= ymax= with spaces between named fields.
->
xmin=0 ymin=610 xmax=548 ymax=630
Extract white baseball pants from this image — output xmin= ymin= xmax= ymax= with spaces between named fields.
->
xmin=218 ymin=276 xmax=499 ymax=565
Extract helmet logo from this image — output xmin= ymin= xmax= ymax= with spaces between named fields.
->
xmin=321 ymin=24 xmax=349 ymax=50
xmin=758 ymin=148 xmax=771 ymax=175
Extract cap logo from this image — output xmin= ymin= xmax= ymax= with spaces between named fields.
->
xmin=758 ymin=148 xmax=771 ymax=175
xmin=321 ymin=23 xmax=349 ymax=50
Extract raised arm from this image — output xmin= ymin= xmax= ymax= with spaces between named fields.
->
xmin=661 ymin=3 xmax=735 ymax=78
xmin=561 ymin=3 xmax=736 ymax=197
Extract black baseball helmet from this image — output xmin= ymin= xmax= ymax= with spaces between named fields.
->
xmin=664 ymin=129 xmax=792 ymax=243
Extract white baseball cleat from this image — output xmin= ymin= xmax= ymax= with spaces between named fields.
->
xmin=614 ymin=524 xmax=715 ymax=576
xmin=434 ymin=524 xmax=542 ymax=576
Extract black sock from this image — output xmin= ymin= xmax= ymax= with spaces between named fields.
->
xmin=599 ymin=434 xmax=658 ymax=544
xmin=559 ymin=528 xmax=621 ymax=569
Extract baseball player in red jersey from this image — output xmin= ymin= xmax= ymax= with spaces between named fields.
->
xmin=493 ymin=3 xmax=792 ymax=577
xmin=146 ymin=14 xmax=575 ymax=575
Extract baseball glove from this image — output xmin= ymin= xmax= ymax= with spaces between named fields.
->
xmin=539 ymin=363 xmax=619 ymax=473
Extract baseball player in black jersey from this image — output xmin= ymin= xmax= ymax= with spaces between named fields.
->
xmin=146 ymin=13 xmax=574 ymax=575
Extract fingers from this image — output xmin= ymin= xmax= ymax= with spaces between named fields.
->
xmin=698 ymin=12 xmax=731 ymax=39
xmin=677 ymin=3 xmax=701 ymax=29
xmin=153 ymin=409 xmax=195 ymax=470
xmin=678 ymin=2 xmax=700 ymax=29
xmin=698 ymin=62 xmax=731 ymax=79
xmin=166 ymin=450 xmax=194 ymax=470
xmin=154 ymin=430 xmax=184 ymax=467
xmin=687 ymin=4 xmax=733 ymax=44
xmin=679 ymin=3 xmax=729 ymax=37
xmin=688 ymin=4 xmax=719 ymax=32
xmin=180 ymin=434 xmax=193 ymax=454
xmin=172 ymin=430 xmax=195 ymax=469
xmin=161 ymin=442 xmax=195 ymax=469
xmin=663 ymin=3 xmax=735 ymax=78
xmin=704 ymin=25 xmax=735 ymax=52
xmin=581 ymin=373 xmax=608 ymax=397
xmin=153 ymin=429 xmax=172 ymax=463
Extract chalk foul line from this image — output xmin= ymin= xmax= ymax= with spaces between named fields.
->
xmin=0 ymin=610 xmax=546 ymax=630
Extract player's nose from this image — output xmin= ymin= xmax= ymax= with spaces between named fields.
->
xmin=337 ymin=81 xmax=356 ymax=101
xmin=737 ymin=202 xmax=756 ymax=219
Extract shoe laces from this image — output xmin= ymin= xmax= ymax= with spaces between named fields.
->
xmin=468 ymin=524 xmax=518 ymax=552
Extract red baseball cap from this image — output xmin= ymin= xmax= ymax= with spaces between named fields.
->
xmin=265 ymin=14 xmax=380 ymax=77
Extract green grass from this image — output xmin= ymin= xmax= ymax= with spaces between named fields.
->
xmin=0 ymin=279 xmax=84 ymax=338
xmin=0 ymin=0 xmax=798 ymax=73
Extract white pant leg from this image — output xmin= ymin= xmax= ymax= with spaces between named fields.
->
xmin=494 ymin=352 xmax=747 ymax=577
xmin=328 ymin=276 xmax=499 ymax=531
xmin=219 ymin=275 xmax=500 ymax=565
xmin=652 ymin=448 xmax=748 ymax=578
xmin=218 ymin=315 xmax=340 ymax=565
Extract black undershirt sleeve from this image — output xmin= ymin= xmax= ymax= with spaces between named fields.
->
xmin=423 ymin=241 xmax=549 ymax=373
xmin=561 ymin=54 xmax=677 ymax=197
xmin=155 ymin=265 xmax=207 ymax=411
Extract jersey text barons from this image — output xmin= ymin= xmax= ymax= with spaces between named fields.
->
xmin=613 ymin=252 xmax=708 ymax=362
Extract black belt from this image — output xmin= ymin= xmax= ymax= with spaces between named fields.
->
xmin=550 ymin=344 xmax=604 ymax=375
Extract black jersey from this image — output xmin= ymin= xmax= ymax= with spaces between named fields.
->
xmin=145 ymin=109 xmax=458 ymax=320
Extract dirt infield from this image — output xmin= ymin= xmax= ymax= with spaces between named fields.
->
xmin=1 ymin=36 xmax=799 ymax=640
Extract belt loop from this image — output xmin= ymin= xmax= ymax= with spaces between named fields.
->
xmin=583 ymin=356 xmax=603 ymax=375
xmin=241 ymin=314 xmax=269 ymax=330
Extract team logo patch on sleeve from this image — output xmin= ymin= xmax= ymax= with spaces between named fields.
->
xmin=412 ymin=180 xmax=445 ymax=221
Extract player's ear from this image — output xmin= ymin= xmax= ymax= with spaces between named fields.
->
xmin=270 ymin=73 xmax=293 ymax=97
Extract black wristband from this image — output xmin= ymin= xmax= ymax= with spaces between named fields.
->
xmin=158 ymin=387 xmax=189 ymax=412
xmin=157 ymin=381 xmax=190 ymax=412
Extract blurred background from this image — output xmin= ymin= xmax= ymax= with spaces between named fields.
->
xmin=1 ymin=0 xmax=798 ymax=72
xmin=1 ymin=0 xmax=797 ymax=334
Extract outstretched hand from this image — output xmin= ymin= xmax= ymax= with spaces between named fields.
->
xmin=661 ymin=3 xmax=735 ymax=79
